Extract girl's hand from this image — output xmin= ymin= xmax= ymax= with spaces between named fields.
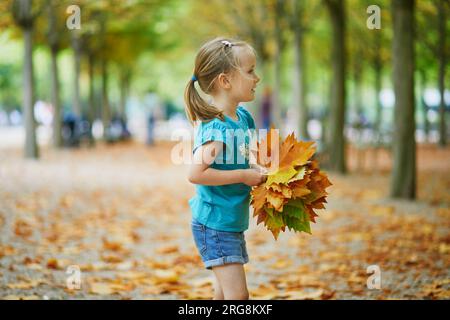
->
xmin=242 ymin=168 xmax=267 ymax=186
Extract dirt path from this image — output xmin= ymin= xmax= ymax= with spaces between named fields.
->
xmin=0 ymin=141 xmax=449 ymax=299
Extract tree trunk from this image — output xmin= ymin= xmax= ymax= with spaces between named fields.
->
xmin=390 ymin=0 xmax=416 ymax=199
xmin=320 ymin=72 xmax=329 ymax=147
xmin=50 ymin=47 xmax=62 ymax=148
xmin=292 ymin=0 xmax=309 ymax=140
xmin=101 ymin=58 xmax=110 ymax=139
xmin=420 ymin=69 xmax=429 ymax=143
xmin=437 ymin=0 xmax=447 ymax=147
xmin=373 ymin=55 xmax=383 ymax=171
xmin=353 ymin=62 xmax=363 ymax=172
xmin=119 ymin=70 xmax=130 ymax=122
xmin=325 ymin=0 xmax=347 ymax=173
xmin=72 ymin=32 xmax=82 ymax=117
xmin=119 ymin=85 xmax=126 ymax=122
xmin=23 ymin=27 xmax=38 ymax=158
xmin=47 ymin=1 xmax=62 ymax=148
xmin=353 ymin=62 xmax=363 ymax=117
xmin=373 ymin=37 xmax=383 ymax=136
xmin=88 ymin=53 xmax=95 ymax=125
xmin=272 ymin=0 xmax=284 ymax=129
xmin=87 ymin=52 xmax=95 ymax=146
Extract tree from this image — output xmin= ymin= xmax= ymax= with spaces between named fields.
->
xmin=77 ymin=0 xmax=174 ymax=139
xmin=46 ymin=0 xmax=65 ymax=148
xmin=436 ymin=0 xmax=448 ymax=147
xmin=416 ymin=0 xmax=449 ymax=146
xmin=71 ymin=30 xmax=82 ymax=118
xmin=390 ymin=0 xmax=416 ymax=199
xmin=271 ymin=0 xmax=285 ymax=129
xmin=11 ymin=0 xmax=42 ymax=159
xmin=324 ymin=0 xmax=347 ymax=173
xmin=370 ymin=19 xmax=391 ymax=138
xmin=416 ymin=1 xmax=437 ymax=143
xmin=287 ymin=0 xmax=319 ymax=140
xmin=347 ymin=3 xmax=367 ymax=120
xmin=81 ymin=9 xmax=102 ymax=139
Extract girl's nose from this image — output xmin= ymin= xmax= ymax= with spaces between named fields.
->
xmin=255 ymin=75 xmax=260 ymax=83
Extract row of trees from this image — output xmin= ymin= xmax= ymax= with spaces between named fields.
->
xmin=2 ymin=0 xmax=177 ymax=156
xmin=0 ymin=0 xmax=448 ymax=201
xmin=187 ymin=0 xmax=448 ymax=199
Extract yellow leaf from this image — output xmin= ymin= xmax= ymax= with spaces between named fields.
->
xmin=156 ymin=245 xmax=179 ymax=254
xmin=2 ymin=295 xmax=41 ymax=300
xmin=270 ymin=259 xmax=293 ymax=269
xmin=190 ymin=277 xmax=213 ymax=288
xmin=101 ymin=254 xmax=124 ymax=264
xmin=292 ymin=187 xmax=311 ymax=198
xmin=281 ymin=289 xmax=324 ymax=300
xmin=102 ymin=238 xmax=124 ymax=252
xmin=116 ymin=271 xmax=148 ymax=280
xmin=152 ymin=269 xmax=179 ymax=284
xmin=90 ymin=283 xmax=115 ymax=295
xmin=280 ymin=184 xmax=293 ymax=198
xmin=7 ymin=279 xmax=46 ymax=289
xmin=251 ymin=184 xmax=267 ymax=212
xmin=266 ymin=166 xmax=298 ymax=185
xmin=266 ymin=190 xmax=285 ymax=211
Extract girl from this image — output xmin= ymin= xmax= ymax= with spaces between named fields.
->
xmin=184 ymin=37 xmax=266 ymax=300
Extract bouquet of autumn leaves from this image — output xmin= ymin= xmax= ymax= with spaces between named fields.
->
xmin=249 ymin=129 xmax=332 ymax=240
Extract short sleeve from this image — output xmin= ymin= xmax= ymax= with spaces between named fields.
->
xmin=192 ymin=120 xmax=229 ymax=155
xmin=239 ymin=106 xmax=256 ymax=129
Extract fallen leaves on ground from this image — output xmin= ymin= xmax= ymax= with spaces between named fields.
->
xmin=0 ymin=141 xmax=448 ymax=300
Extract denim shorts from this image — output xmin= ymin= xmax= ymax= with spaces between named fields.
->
xmin=191 ymin=219 xmax=249 ymax=270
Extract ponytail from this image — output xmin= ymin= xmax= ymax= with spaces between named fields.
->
xmin=184 ymin=78 xmax=224 ymax=126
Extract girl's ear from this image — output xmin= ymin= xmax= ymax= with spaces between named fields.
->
xmin=217 ymin=73 xmax=232 ymax=90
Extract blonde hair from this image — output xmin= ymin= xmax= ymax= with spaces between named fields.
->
xmin=184 ymin=37 xmax=256 ymax=125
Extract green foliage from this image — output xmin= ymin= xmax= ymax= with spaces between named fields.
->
xmin=0 ymin=63 xmax=21 ymax=111
xmin=0 ymin=0 xmax=447 ymax=114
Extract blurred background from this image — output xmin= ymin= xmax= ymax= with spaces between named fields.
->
xmin=0 ymin=1 xmax=448 ymax=173
xmin=0 ymin=0 xmax=449 ymax=300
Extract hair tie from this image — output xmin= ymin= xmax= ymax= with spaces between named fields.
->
xmin=221 ymin=40 xmax=233 ymax=48
xmin=191 ymin=75 xmax=197 ymax=82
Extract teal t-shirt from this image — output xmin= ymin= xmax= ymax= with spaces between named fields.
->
xmin=189 ymin=105 xmax=256 ymax=232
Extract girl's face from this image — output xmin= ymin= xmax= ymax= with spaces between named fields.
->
xmin=229 ymin=48 xmax=260 ymax=103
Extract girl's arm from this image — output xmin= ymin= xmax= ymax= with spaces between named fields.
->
xmin=189 ymin=141 xmax=265 ymax=186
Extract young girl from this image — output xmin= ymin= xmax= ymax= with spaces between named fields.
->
xmin=184 ymin=37 xmax=266 ymax=300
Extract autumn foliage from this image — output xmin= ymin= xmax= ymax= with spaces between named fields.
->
xmin=250 ymin=129 xmax=332 ymax=239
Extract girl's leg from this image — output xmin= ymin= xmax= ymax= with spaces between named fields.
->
xmin=212 ymin=274 xmax=224 ymax=300
xmin=212 ymin=263 xmax=249 ymax=300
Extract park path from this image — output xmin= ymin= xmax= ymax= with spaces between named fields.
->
xmin=0 ymin=141 xmax=449 ymax=299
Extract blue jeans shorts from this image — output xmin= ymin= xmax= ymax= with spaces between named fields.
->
xmin=191 ymin=219 xmax=249 ymax=270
